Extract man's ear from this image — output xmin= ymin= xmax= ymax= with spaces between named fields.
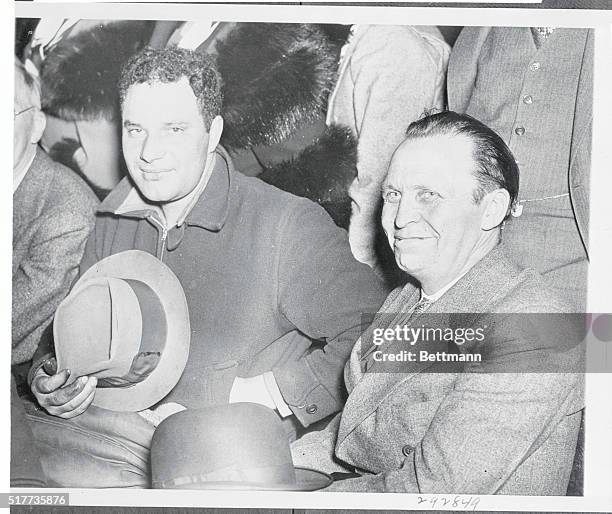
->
xmin=480 ymin=188 xmax=511 ymax=231
xmin=206 ymin=115 xmax=223 ymax=154
xmin=29 ymin=109 xmax=46 ymax=145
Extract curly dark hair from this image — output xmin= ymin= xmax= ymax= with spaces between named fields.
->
xmin=118 ymin=46 xmax=222 ymax=128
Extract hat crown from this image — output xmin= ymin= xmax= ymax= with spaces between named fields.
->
xmin=52 ymin=250 xmax=190 ymax=411
xmin=55 ymin=276 xmax=144 ymax=379
xmin=151 ymin=404 xmax=297 ymax=489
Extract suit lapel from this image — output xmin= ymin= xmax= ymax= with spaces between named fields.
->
xmin=13 ymin=149 xmax=51 ymax=230
xmin=337 ymin=311 xmax=452 ymax=446
xmin=13 ymin=150 xmax=53 ymax=274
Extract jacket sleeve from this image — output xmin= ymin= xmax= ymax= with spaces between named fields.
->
xmin=290 ymin=413 xmax=352 ymax=474
xmin=346 ymin=26 xmax=450 ymax=265
xmin=446 ymin=27 xmax=491 ymax=113
xmin=350 ymin=26 xmax=450 ymax=174
xmin=274 ymin=200 xmax=389 ymax=426
xmin=569 ymin=29 xmax=593 ymax=256
xmin=13 ymin=207 xmax=95 ymax=367
xmin=27 ymin=218 xmax=100 ymax=383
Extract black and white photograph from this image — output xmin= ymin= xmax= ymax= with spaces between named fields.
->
xmin=7 ymin=1 xmax=612 ymax=511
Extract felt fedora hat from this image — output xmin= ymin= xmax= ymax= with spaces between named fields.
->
xmin=151 ymin=403 xmax=332 ymax=491
xmin=53 ymin=250 xmax=190 ymax=412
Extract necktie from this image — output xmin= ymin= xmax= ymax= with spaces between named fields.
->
xmin=410 ymin=297 xmax=432 ymax=316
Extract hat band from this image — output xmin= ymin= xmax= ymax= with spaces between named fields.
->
xmin=152 ymin=462 xmax=297 ymax=489
xmin=97 ymin=279 xmax=168 ymax=388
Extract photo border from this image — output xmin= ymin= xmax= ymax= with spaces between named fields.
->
xmin=5 ymin=2 xmax=612 ymax=511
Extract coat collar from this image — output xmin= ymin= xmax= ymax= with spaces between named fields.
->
xmin=98 ymin=147 xmax=233 ymax=232
xmin=364 ymin=245 xmax=518 ymax=318
xmin=336 ymin=246 xmax=521 ymax=447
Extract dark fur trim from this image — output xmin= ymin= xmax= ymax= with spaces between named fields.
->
xmin=218 ymin=23 xmax=338 ymax=150
xmin=259 ymin=124 xmax=357 ymax=228
xmin=41 ymin=21 xmax=152 ymax=121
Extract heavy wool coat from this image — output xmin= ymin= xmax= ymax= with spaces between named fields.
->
xmin=30 ymin=147 xmax=388 ymax=428
xmin=12 ymin=149 xmax=97 ymax=365
xmin=292 ymin=247 xmax=584 ymax=494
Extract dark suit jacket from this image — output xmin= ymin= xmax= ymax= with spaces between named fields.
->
xmin=12 ymin=149 xmax=97 ymax=365
xmin=292 ymin=247 xmax=584 ymax=495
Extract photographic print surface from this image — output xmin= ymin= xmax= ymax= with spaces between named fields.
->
xmin=8 ymin=2 xmax=612 ymax=511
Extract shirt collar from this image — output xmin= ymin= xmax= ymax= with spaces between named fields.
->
xmin=98 ymin=147 xmax=232 ymax=232
xmin=420 ymin=269 xmax=471 ymax=303
xmin=13 ymin=151 xmax=36 ymax=193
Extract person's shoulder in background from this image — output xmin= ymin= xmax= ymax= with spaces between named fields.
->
xmin=42 ymin=148 xmax=98 ymax=205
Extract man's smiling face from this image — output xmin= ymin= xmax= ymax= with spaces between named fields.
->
xmin=381 ymin=133 xmax=489 ymax=288
xmin=121 ymin=77 xmax=210 ymax=204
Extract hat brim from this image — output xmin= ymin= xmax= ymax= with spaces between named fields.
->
xmin=165 ymin=467 xmax=333 ymax=491
xmin=65 ymin=250 xmax=190 ymax=412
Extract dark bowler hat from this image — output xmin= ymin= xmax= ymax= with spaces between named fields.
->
xmin=53 ymin=250 xmax=190 ymax=412
xmin=151 ymin=403 xmax=332 ymax=491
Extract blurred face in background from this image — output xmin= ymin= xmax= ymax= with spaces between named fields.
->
xmin=14 ymin=63 xmax=46 ymax=179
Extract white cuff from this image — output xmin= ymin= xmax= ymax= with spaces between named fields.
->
xmin=229 ymin=374 xmax=275 ymax=410
xmin=262 ymin=371 xmax=292 ymax=418
xmin=229 ymin=373 xmax=292 ymax=418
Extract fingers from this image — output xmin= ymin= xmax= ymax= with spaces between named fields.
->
xmin=49 ymin=376 xmax=94 ymax=406
xmin=55 ymin=380 xmax=97 ymax=419
xmin=57 ymin=377 xmax=97 ymax=412
xmin=42 ymin=357 xmax=58 ymax=376
xmin=32 ymin=372 xmax=97 ymax=418
xmin=34 ymin=368 xmax=71 ymax=394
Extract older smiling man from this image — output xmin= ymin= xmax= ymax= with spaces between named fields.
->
xmin=292 ymin=111 xmax=584 ymax=495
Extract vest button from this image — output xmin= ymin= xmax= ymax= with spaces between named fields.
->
xmin=401 ymin=444 xmax=414 ymax=457
xmin=306 ymin=404 xmax=318 ymax=414
xmin=523 ymin=95 xmax=533 ymax=105
xmin=514 ymin=126 xmax=526 ymax=136
xmin=530 ymin=61 xmax=541 ymax=71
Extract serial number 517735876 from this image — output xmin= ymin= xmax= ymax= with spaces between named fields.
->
xmin=7 ymin=494 xmax=68 ymax=506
